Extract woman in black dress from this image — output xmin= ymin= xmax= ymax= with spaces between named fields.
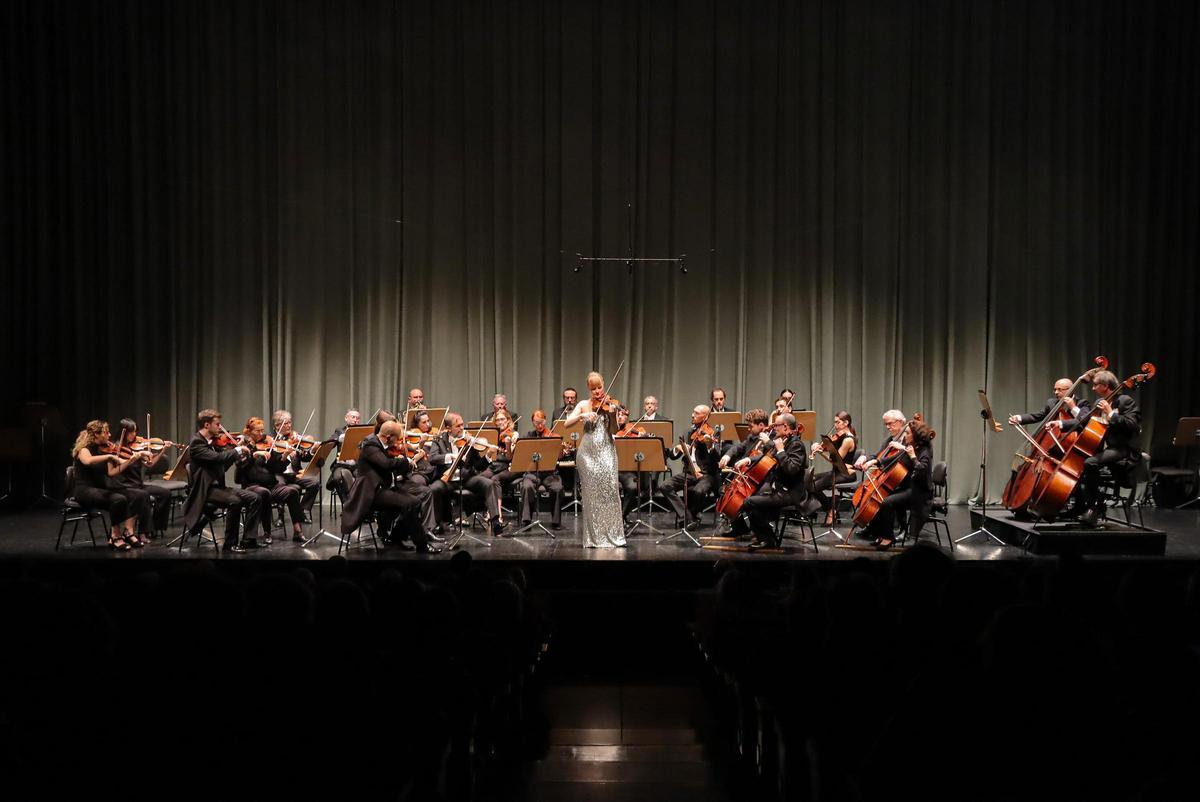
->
xmin=71 ymin=420 xmax=151 ymax=549
xmin=810 ymin=411 xmax=858 ymax=525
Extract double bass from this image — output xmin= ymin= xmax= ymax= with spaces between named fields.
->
xmin=1002 ymin=356 xmax=1110 ymax=514
xmin=1025 ymin=363 xmax=1155 ymax=521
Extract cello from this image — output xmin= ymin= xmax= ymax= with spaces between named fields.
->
xmin=714 ymin=421 xmax=804 ymax=520
xmin=1001 ymin=356 xmax=1109 ymax=514
xmin=1025 ymin=363 xmax=1155 ymax=521
xmin=850 ymin=415 xmax=923 ymax=528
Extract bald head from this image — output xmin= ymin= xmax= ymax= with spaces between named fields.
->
xmin=379 ymin=420 xmax=404 ymax=440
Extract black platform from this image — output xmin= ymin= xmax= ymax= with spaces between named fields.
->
xmin=969 ymin=509 xmax=1167 ymax=555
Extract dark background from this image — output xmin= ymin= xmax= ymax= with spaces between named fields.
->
xmin=3 ymin=0 xmax=1197 ymax=501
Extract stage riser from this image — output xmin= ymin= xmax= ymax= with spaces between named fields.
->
xmin=970 ymin=511 xmax=1166 ymax=556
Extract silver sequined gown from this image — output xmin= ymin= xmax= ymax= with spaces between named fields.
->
xmin=577 ymin=415 xmax=627 ymax=548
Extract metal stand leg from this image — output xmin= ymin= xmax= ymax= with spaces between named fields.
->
xmin=958 ymin=416 xmax=1006 ymax=545
xmin=656 ymin=477 xmax=701 ymax=547
xmin=627 ymin=461 xmax=664 ymax=537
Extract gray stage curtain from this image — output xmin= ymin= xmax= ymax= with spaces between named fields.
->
xmin=4 ymin=0 xmax=1197 ymax=501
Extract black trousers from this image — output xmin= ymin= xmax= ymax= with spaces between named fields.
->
xmin=618 ymin=471 xmax=641 ymax=519
xmin=859 ymin=488 xmax=929 ymax=543
xmin=520 ymin=472 xmax=563 ymax=525
xmin=282 ymin=473 xmax=320 ymax=514
xmin=400 ymin=475 xmax=437 ymax=532
xmin=430 ymin=473 xmax=501 ymax=524
xmin=207 ymin=486 xmax=262 ymax=545
xmin=657 ymin=473 xmax=718 ymax=522
xmin=75 ymin=486 xmax=142 ymax=527
xmin=372 ymin=487 xmax=428 ymax=547
xmin=119 ymin=483 xmax=172 ymax=534
xmin=742 ymin=490 xmax=804 ymax=543
xmin=244 ymin=482 xmax=302 ymax=532
xmin=1080 ymin=447 xmax=1132 ymax=512
xmin=811 ymin=470 xmax=852 ymax=510
xmin=328 ymin=464 xmax=355 ymax=504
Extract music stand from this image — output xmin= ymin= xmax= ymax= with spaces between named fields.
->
xmin=734 ymin=422 xmax=750 ymax=441
xmin=300 ymin=440 xmax=339 ymax=547
xmin=638 ymin=420 xmax=674 ymax=512
xmin=793 ymin=410 xmax=818 ymax=441
xmin=1170 ymin=417 xmax=1200 ymax=509
xmin=657 ymin=438 xmax=703 ymax=547
xmin=509 ymin=437 xmax=562 ymax=540
xmin=553 ymin=418 xmax=585 ymax=514
xmin=405 ymin=407 xmax=447 ymax=430
xmin=813 ymin=434 xmax=851 ymax=543
xmin=957 ymin=390 xmax=1006 ymax=544
xmin=709 ymin=412 xmax=741 ymax=442
xmin=617 ymin=436 xmax=667 ymax=536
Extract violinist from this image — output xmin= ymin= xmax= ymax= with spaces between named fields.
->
xmin=340 ymin=420 xmax=439 ymax=552
xmin=402 ymin=410 xmax=442 ymax=538
xmin=519 ymin=409 xmax=564 ymax=529
xmin=810 ymin=411 xmax=857 ymax=525
xmin=111 ymin=418 xmax=174 ymax=539
xmin=271 ymin=409 xmax=320 ymax=521
xmin=777 ymin=388 xmax=796 ymax=408
xmin=236 ymin=417 xmax=305 ymax=543
xmin=327 ymin=408 xmax=361 ymax=504
xmin=656 ymin=405 xmax=720 ymax=527
xmin=856 ymin=415 xmax=935 ymax=549
xmin=1046 ymin=370 xmax=1142 ymax=526
xmin=551 ymin=388 xmax=578 ymax=424
xmin=614 ymin=405 xmax=646 ymax=523
xmin=486 ymin=409 xmax=523 ymax=513
xmin=181 ymin=409 xmax=261 ymax=553
xmin=426 ymin=412 xmax=507 ymax=537
xmin=737 ymin=413 xmax=808 ymax=550
xmin=1008 ymin=378 xmax=1073 ymax=426
xmin=70 ymin=420 xmax=152 ymax=550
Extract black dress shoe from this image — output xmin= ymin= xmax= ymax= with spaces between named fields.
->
xmin=292 ymin=531 xmax=304 ymax=543
xmin=427 ymin=531 xmax=446 ymax=543
xmin=416 ymin=542 xmax=444 ymax=554
xmin=260 ymin=536 xmax=273 ymax=546
xmin=491 ymin=519 xmax=508 ymax=536
xmin=393 ymin=540 xmax=417 ymax=551
xmin=431 ymin=525 xmax=444 ymax=535
xmin=302 ymin=512 xmax=314 ymax=523
xmin=1079 ymin=508 xmax=1100 ymax=526
xmin=550 ymin=522 xmax=562 ymax=530
xmin=224 ymin=543 xmax=247 ymax=554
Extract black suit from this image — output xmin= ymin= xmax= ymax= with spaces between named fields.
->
xmin=427 ymin=433 xmax=502 ymax=525
xmin=182 ymin=433 xmax=261 ymax=547
xmin=275 ymin=439 xmax=319 ymax=515
xmin=327 ymin=424 xmax=356 ymax=502
xmin=236 ymin=446 xmax=303 ymax=533
xmin=657 ymin=426 xmax=722 ymax=524
xmin=1062 ymin=393 xmax=1142 ymax=512
xmin=737 ymin=434 xmax=809 ymax=544
xmin=520 ymin=430 xmax=564 ymax=525
xmin=339 ymin=435 xmax=428 ymax=546
xmin=1016 ymin=397 xmax=1059 ymax=426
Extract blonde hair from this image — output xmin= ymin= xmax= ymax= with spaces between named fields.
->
xmin=586 ymin=371 xmax=604 ymax=389
xmin=72 ymin=420 xmax=109 ymax=458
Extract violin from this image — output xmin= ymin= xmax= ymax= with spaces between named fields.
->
xmin=591 ymin=396 xmax=621 ymax=414
xmin=689 ymin=422 xmax=716 ymax=444
xmin=616 ymin=422 xmax=647 ymax=438
xmin=278 ymin=431 xmax=319 ymax=453
xmin=131 ymin=436 xmax=181 ymax=454
xmin=214 ymin=426 xmax=242 ymax=449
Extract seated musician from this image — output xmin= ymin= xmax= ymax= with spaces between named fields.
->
xmin=735 ymin=413 xmax=809 ymax=549
xmin=182 ymin=409 xmax=260 ymax=553
xmin=854 ymin=410 xmax=907 ymax=472
xmin=1045 ymin=369 xmax=1142 ymax=526
xmin=236 ymin=417 xmax=304 ymax=543
xmin=486 ymin=409 xmax=523 ymax=517
xmin=327 ymin=408 xmax=362 ymax=504
xmin=405 ymin=409 xmax=444 ymax=540
xmin=340 ymin=420 xmax=438 ymax=552
xmin=271 ymin=409 xmax=319 ymax=521
xmin=856 ymin=414 xmax=935 ymax=549
xmin=642 ymin=395 xmax=663 ymax=421
xmin=519 ymin=409 xmax=564 ymax=529
xmin=551 ymin=388 xmax=578 ymax=424
xmin=71 ymin=420 xmax=152 ymax=550
xmin=716 ymin=408 xmax=773 ymax=536
xmin=710 ymin=387 xmax=730 ymax=413
xmin=482 ymin=393 xmax=509 ymax=421
xmin=810 ymin=411 xmax=858 ymax=525
xmin=777 ymin=388 xmax=796 ymax=408
xmin=1008 ymin=378 xmax=1073 ymax=427
xmin=111 ymin=417 xmax=174 ymax=540
xmin=656 ymin=405 xmax=720 ymax=527
xmin=614 ymin=405 xmax=649 ymax=525
xmin=406 ymin=388 xmax=427 ymax=410
xmin=769 ymin=397 xmax=793 ymax=425
xmin=427 ymin=413 xmax=507 ymax=537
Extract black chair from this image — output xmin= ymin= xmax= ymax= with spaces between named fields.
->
xmin=773 ymin=469 xmax=821 ymax=553
xmin=173 ymin=463 xmax=222 ymax=551
xmin=56 ymin=466 xmax=107 ymax=550
xmin=913 ymin=461 xmax=952 ymax=550
xmin=1099 ymin=452 xmax=1151 ymax=528
xmin=145 ymin=449 xmax=189 ymax=527
xmin=831 ymin=449 xmax=864 ymax=522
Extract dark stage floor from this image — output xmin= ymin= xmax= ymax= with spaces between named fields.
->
xmin=4 ymin=502 xmax=1199 ymax=565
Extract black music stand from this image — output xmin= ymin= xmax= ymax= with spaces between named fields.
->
xmin=656 ymin=438 xmax=703 ymax=548
xmin=638 ymin=420 xmax=674 ymax=513
xmin=958 ymin=390 xmax=1006 ymax=544
xmin=814 ymin=433 xmax=851 ymax=543
xmin=300 ymin=440 xmax=339 ymax=547
xmin=617 ymin=436 xmax=667 ymax=537
xmin=553 ymin=418 xmax=584 ymax=515
xmin=509 ymin=437 xmax=562 ymax=540
xmin=1168 ymin=417 xmax=1200 ymax=509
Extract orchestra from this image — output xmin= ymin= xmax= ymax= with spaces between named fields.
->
xmin=66 ymin=356 xmax=1158 ymax=556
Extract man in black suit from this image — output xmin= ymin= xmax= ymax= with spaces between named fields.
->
xmin=181 ymin=408 xmax=261 ymax=553
xmin=481 ymin=394 xmax=508 ymax=422
xmin=427 ymin=413 xmax=507 ymax=537
xmin=657 ymin=405 xmax=721 ymax=527
xmin=740 ymin=413 xmax=809 ymax=549
xmin=340 ymin=420 xmax=438 ymax=552
xmin=551 ymin=387 xmax=578 ymax=424
xmin=327 ymin=408 xmax=362 ymax=504
xmin=1046 ymin=370 xmax=1142 ymax=525
xmin=1008 ymin=378 xmax=1073 ymax=426
xmin=520 ymin=409 xmax=564 ymax=528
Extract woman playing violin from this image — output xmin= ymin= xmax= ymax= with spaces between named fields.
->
xmin=236 ymin=417 xmax=305 ymax=543
xmin=271 ymin=409 xmax=320 ymax=522
xmin=856 ymin=412 xmax=935 ymax=549
xmin=810 ymin=411 xmax=857 ymax=525
xmin=71 ymin=420 xmax=152 ymax=549
xmin=564 ymin=371 xmax=626 ymax=547
xmin=110 ymin=418 xmax=176 ymax=540
xmin=486 ymin=409 xmax=523 ymax=515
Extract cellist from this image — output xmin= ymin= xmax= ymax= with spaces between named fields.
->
xmin=739 ymin=413 xmax=808 ymax=550
xmin=716 ymin=408 xmax=773 ymax=539
xmin=856 ymin=414 xmax=935 ymax=549
xmin=1044 ymin=369 xmax=1142 ymax=525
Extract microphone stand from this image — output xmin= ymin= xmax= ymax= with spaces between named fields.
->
xmin=958 ymin=400 xmax=1005 ymax=545
xmin=35 ymin=418 xmax=57 ymax=506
